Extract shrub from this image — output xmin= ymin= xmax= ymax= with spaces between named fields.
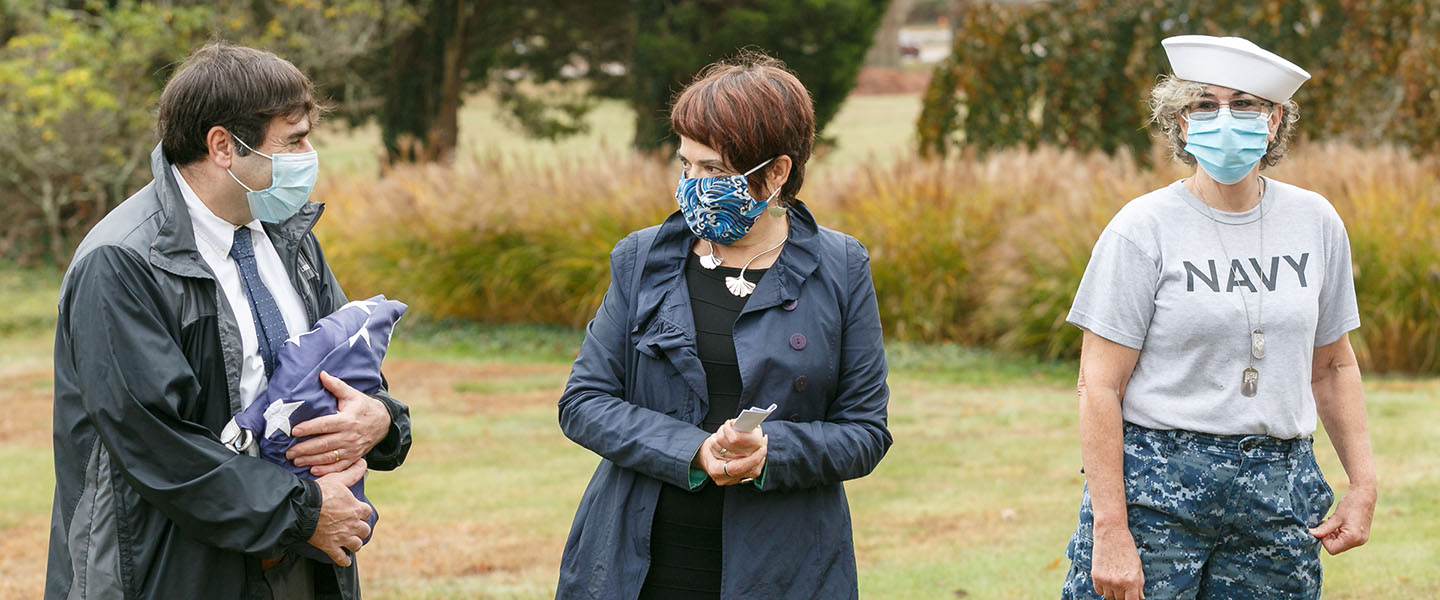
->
xmin=316 ymin=151 xmax=671 ymax=327
xmin=0 ymin=2 xmax=212 ymax=264
xmin=314 ymin=144 xmax=1440 ymax=374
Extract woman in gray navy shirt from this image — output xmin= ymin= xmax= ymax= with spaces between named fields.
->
xmin=1061 ymin=36 xmax=1377 ymax=599
xmin=555 ymin=51 xmax=892 ymax=599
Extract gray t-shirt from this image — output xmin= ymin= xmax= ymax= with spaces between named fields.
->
xmin=1067 ymin=178 xmax=1361 ymax=438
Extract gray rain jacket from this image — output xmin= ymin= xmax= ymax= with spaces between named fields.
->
xmin=46 ymin=145 xmax=412 ymax=600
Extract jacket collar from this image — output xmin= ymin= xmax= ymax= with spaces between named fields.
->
xmin=633 ymin=201 xmax=822 ymax=334
xmin=146 ymin=143 xmax=324 ymax=279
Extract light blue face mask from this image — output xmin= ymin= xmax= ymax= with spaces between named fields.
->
xmin=1184 ymin=108 xmax=1271 ymax=185
xmin=227 ymin=135 xmax=319 ymax=223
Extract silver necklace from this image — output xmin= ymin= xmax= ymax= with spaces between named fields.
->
xmin=700 ymin=239 xmax=724 ymax=269
xmin=723 ymin=235 xmax=787 ymax=297
xmin=1196 ymin=177 xmax=1266 ymax=397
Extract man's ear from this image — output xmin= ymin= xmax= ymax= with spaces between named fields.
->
xmin=204 ymin=126 xmax=237 ymax=169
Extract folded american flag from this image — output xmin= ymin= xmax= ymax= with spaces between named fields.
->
xmin=221 ymin=295 xmax=406 ymax=563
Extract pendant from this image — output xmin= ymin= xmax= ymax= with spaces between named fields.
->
xmin=699 ymin=253 xmax=723 ymax=269
xmin=1241 ymin=367 xmax=1259 ymax=397
xmin=725 ymin=275 xmax=756 ymax=297
xmin=1251 ymin=329 xmax=1266 ymax=360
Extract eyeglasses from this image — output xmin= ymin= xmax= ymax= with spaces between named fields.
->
xmin=1186 ymin=98 xmax=1274 ymax=121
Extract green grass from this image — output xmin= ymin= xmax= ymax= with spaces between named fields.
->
xmin=1 ymin=267 xmax=1437 ymax=597
xmin=0 ymin=268 xmax=59 ymax=338
xmin=310 ymin=92 xmax=924 ymax=174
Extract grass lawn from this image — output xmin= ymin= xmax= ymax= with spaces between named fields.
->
xmin=2 ymin=276 xmax=1437 ymax=598
xmin=310 ymin=92 xmax=924 ymax=174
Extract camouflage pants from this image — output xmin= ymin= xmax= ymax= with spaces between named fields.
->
xmin=1061 ymin=423 xmax=1334 ymax=599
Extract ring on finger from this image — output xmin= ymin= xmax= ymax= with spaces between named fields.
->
xmin=333 ymin=449 xmax=342 ymax=462
xmin=718 ymin=446 xmax=728 ymax=455
xmin=722 ymin=461 xmax=731 ymax=477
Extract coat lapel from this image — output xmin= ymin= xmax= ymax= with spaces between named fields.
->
xmin=632 ymin=212 xmax=710 ymax=408
xmin=739 ymin=202 xmax=821 ymax=316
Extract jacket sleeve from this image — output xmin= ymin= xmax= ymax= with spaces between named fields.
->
xmin=557 ymin=234 xmax=710 ymax=489
xmin=759 ymin=237 xmax=893 ymax=492
xmin=61 ymin=245 xmax=321 ymax=556
xmin=308 ymin=234 xmax=412 ymax=470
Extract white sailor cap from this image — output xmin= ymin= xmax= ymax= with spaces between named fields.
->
xmin=1161 ymin=35 xmax=1311 ymax=103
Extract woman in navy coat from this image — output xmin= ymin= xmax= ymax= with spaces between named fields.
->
xmin=556 ymin=51 xmax=892 ymax=599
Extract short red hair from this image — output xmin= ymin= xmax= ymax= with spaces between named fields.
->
xmin=670 ymin=50 xmax=815 ymax=206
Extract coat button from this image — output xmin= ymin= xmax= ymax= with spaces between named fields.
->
xmin=789 ymin=333 xmax=807 ymax=350
xmin=782 ymin=299 xmax=798 ymax=311
xmin=793 ymin=375 xmax=808 ymax=392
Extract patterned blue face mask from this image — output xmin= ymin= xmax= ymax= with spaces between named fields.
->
xmin=674 ymin=156 xmax=780 ymax=245
xmin=1184 ymin=108 xmax=1271 ymax=185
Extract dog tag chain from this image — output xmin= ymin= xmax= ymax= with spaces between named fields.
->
xmin=1198 ymin=179 xmax=1266 ymax=397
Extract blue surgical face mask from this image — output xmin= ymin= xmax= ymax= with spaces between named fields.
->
xmin=227 ymin=135 xmax=319 ymax=223
xmin=674 ymin=156 xmax=781 ymax=245
xmin=1184 ymin=108 xmax=1271 ymax=185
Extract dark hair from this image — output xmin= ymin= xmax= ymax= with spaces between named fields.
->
xmin=670 ymin=50 xmax=815 ymax=206
xmin=157 ymin=42 xmax=326 ymax=166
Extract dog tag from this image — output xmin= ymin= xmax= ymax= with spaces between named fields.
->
xmin=1251 ymin=329 xmax=1266 ymax=360
xmin=1241 ymin=367 xmax=1259 ymax=397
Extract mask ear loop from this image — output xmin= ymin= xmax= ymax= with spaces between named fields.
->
xmin=232 ymin=134 xmax=276 ymax=160
xmin=226 ymin=134 xmax=274 ymax=193
xmin=744 ymin=157 xmax=786 ymax=217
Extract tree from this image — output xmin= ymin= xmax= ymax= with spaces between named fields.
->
xmin=629 ymin=0 xmax=890 ymax=151
xmin=916 ymin=0 xmax=1440 ymax=159
xmin=0 ymin=1 xmax=212 ymax=264
xmin=0 ymin=0 xmax=413 ymax=264
xmin=358 ymin=0 xmax=889 ymax=163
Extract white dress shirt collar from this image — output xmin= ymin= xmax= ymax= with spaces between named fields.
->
xmin=171 ymin=165 xmax=264 ymax=260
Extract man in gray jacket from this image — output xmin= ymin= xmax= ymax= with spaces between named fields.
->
xmin=46 ymin=43 xmax=411 ymax=599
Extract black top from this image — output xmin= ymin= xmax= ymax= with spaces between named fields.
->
xmin=688 ymin=251 xmax=761 ymax=432
xmin=639 ymin=250 xmax=766 ymax=599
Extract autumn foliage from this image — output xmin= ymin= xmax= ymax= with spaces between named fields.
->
xmin=917 ymin=0 xmax=1440 ymax=158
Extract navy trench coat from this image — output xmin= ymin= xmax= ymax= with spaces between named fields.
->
xmin=556 ymin=203 xmax=892 ymax=599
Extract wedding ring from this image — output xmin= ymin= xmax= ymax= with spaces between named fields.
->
xmin=333 ymin=449 xmax=342 ymax=462
xmin=719 ymin=446 xmax=729 ymax=456
xmin=723 ymin=461 xmax=732 ymax=477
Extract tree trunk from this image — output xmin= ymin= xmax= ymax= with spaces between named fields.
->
xmin=865 ymin=0 xmax=914 ymax=69
xmin=380 ymin=0 xmax=468 ymax=164
xmin=426 ymin=1 xmax=471 ymax=164
xmin=630 ymin=0 xmax=691 ymax=153
xmin=40 ymin=179 xmax=67 ymax=266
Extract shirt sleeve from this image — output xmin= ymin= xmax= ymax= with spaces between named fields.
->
xmin=1314 ymin=210 xmax=1362 ymax=346
xmin=1066 ymin=228 xmax=1162 ymax=350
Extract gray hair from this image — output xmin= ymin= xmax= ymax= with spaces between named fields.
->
xmin=1148 ymin=75 xmax=1300 ymax=169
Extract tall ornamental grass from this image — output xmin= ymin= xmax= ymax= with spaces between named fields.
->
xmin=316 ymin=144 xmax=1439 ymax=374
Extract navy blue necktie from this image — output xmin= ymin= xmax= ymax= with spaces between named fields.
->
xmin=230 ymin=227 xmax=290 ymax=377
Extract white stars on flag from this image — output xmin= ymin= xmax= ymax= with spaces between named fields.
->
xmin=263 ymin=398 xmax=304 ymax=438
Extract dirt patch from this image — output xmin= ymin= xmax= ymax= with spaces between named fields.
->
xmin=0 ymin=520 xmax=49 ymax=598
xmin=854 ymin=67 xmax=933 ymax=95
xmin=0 ymin=362 xmax=53 ymax=446
xmin=361 ymin=515 xmax=563 ymax=582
